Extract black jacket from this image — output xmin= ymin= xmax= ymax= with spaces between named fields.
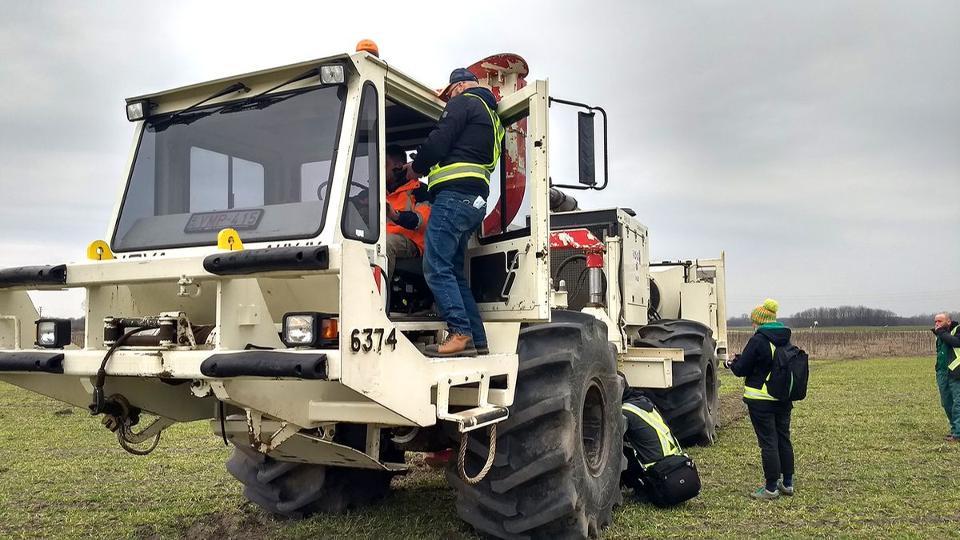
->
xmin=732 ymin=324 xmax=793 ymax=403
xmin=622 ymin=390 xmax=668 ymax=466
xmin=412 ymin=87 xmax=499 ymax=199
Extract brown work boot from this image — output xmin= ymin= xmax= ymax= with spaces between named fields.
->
xmin=424 ymin=333 xmax=477 ymax=358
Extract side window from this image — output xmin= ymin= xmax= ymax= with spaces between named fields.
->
xmin=189 ymin=147 xmax=264 ymax=211
xmin=342 ymin=83 xmax=380 ymax=242
xmin=481 ymin=116 xmax=530 ymax=239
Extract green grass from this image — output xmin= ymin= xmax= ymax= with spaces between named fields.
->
xmin=1 ymin=357 xmax=957 ymax=539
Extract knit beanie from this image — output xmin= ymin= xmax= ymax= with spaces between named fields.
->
xmin=750 ymin=298 xmax=779 ymax=325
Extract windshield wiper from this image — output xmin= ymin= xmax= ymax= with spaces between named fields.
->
xmin=152 ymin=82 xmax=250 ymax=130
xmin=218 ymin=67 xmax=321 ymax=114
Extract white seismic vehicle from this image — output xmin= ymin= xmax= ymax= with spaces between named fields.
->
xmin=0 ymin=44 xmax=726 ymax=539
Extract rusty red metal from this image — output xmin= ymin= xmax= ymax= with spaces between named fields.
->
xmin=461 ymin=54 xmax=530 ymax=237
xmin=549 ymin=228 xmax=604 ymax=251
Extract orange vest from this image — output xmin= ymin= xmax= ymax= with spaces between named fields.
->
xmin=387 ymin=180 xmax=430 ymax=254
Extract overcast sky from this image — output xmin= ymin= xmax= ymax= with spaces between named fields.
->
xmin=1 ymin=1 xmax=957 ymax=318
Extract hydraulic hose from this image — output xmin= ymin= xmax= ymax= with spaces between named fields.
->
xmin=90 ymin=327 xmax=147 ymax=415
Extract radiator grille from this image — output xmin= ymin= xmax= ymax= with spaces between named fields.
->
xmin=549 ymin=224 xmax=610 ymax=311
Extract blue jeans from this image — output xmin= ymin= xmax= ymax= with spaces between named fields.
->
xmin=423 ymin=190 xmax=487 ymax=346
xmin=936 ymin=369 xmax=960 ymax=437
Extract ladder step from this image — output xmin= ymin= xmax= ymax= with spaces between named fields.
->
xmin=393 ymin=320 xmax=447 ymax=331
xmin=447 ymin=405 xmax=509 ymax=433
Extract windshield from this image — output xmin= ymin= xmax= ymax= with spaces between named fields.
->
xmin=112 ymin=85 xmax=345 ymax=252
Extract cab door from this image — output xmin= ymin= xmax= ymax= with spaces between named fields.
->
xmin=465 ymin=80 xmax=551 ymax=322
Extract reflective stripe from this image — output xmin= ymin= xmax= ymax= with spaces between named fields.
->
xmin=744 ymin=342 xmax=778 ymax=401
xmin=428 ymin=163 xmax=491 ymax=185
xmin=744 ymin=385 xmax=778 ymax=401
xmin=951 ymin=326 xmax=960 ymax=372
xmin=427 ymin=93 xmax=505 ymax=191
xmin=622 ymin=402 xmax=683 ymax=460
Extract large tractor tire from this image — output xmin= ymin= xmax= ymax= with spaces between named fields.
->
xmin=226 ymin=425 xmax=401 ymax=518
xmin=636 ymin=319 xmax=719 ymax=445
xmin=448 ymin=310 xmax=624 ymax=539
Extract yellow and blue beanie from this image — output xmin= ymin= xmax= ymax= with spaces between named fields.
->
xmin=750 ymin=298 xmax=779 ymax=325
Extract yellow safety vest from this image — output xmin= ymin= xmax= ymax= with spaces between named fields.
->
xmin=948 ymin=326 xmax=960 ymax=373
xmin=622 ymin=402 xmax=683 ymax=467
xmin=427 ymin=93 xmax=505 ymax=191
xmin=743 ymin=342 xmax=779 ymax=401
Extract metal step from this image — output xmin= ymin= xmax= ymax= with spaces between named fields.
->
xmin=444 ymin=405 xmax=509 ymax=433
xmin=393 ymin=320 xmax=447 ymax=331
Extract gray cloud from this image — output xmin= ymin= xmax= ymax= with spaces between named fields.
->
xmin=0 ymin=0 xmax=957 ymax=317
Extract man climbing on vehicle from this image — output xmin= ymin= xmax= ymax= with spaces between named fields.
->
xmin=401 ymin=68 xmax=505 ymax=357
xmin=933 ymin=312 xmax=960 ymax=442
xmin=384 ymin=145 xmax=430 ymax=279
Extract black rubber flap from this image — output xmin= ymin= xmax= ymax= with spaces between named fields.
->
xmin=203 ymin=246 xmax=329 ymax=276
xmin=0 ymin=265 xmax=67 ymax=288
xmin=0 ymin=352 xmax=65 ymax=373
xmin=200 ymin=351 xmax=327 ymax=379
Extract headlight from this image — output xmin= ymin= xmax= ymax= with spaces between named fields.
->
xmin=126 ymin=100 xmax=150 ymax=122
xmin=35 ymin=318 xmax=71 ymax=348
xmin=282 ymin=312 xmax=338 ymax=348
xmin=319 ymin=65 xmax=345 ymax=85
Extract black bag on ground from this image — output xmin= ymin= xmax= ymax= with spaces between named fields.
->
xmin=642 ymin=454 xmax=701 ymax=507
xmin=766 ymin=343 xmax=809 ymax=401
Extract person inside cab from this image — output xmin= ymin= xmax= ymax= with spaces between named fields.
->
xmin=385 ymin=145 xmax=430 ymax=279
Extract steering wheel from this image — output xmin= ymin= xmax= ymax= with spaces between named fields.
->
xmin=316 ymin=180 xmax=370 ymax=201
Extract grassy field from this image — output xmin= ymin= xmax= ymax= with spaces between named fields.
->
xmin=728 ymin=326 xmax=930 ymax=332
xmin=1 ymin=356 xmax=958 ymax=539
xmin=728 ymin=328 xmax=936 ymax=359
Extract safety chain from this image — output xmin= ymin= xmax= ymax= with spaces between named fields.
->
xmin=458 ymin=423 xmax=497 ymax=484
xmin=117 ymin=422 xmax=162 ymax=456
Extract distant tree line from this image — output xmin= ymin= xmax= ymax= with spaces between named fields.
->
xmin=727 ymin=305 xmax=960 ymax=328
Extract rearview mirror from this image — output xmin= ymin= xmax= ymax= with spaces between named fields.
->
xmin=577 ymin=111 xmax=596 ymax=186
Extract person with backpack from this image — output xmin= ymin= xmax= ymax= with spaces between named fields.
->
xmin=619 ymin=373 xmax=701 ymax=506
xmin=725 ymin=298 xmax=807 ymax=500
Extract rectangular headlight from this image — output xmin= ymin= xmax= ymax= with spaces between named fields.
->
xmin=35 ymin=318 xmax=71 ymax=348
xmin=126 ymin=100 xmax=148 ymax=122
xmin=319 ymin=65 xmax=345 ymax=85
xmin=282 ymin=312 xmax=338 ymax=348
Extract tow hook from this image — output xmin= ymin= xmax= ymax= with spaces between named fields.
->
xmin=96 ymin=394 xmax=173 ymax=456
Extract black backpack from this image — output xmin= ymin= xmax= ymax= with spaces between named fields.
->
xmin=642 ymin=454 xmax=702 ymax=507
xmin=765 ymin=342 xmax=809 ymax=401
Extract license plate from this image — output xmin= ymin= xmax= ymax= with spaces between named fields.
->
xmin=184 ymin=209 xmax=264 ymax=233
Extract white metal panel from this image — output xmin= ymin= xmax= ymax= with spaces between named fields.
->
xmin=467 ymin=79 xmax=551 ymax=322
xmin=679 ymin=282 xmax=712 ymax=327
xmin=619 ymin=347 xmax=683 ymax=389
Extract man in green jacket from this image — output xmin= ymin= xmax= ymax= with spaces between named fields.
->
xmin=933 ymin=312 xmax=960 ymax=442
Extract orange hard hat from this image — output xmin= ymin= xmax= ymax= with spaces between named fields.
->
xmin=356 ymin=39 xmax=379 ymax=57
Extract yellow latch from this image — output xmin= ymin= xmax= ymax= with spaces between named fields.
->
xmin=217 ymin=228 xmax=244 ymax=251
xmin=86 ymin=240 xmax=114 ymax=261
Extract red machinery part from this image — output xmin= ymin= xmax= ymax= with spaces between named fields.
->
xmin=464 ymin=54 xmax=530 ymax=237
xmin=585 ymin=252 xmax=604 ymax=269
xmin=549 ymin=228 xmax=605 ymax=251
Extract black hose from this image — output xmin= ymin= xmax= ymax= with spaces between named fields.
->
xmin=569 ymin=267 xmax=607 ymax=303
xmin=219 ymin=401 xmax=229 ymax=447
xmin=90 ymin=327 xmax=147 ymax=415
xmin=553 ymin=254 xmax=587 ymax=282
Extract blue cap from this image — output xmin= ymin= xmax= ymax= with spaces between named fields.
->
xmin=448 ymin=68 xmax=478 ymax=84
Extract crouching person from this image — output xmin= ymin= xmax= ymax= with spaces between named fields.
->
xmin=620 ymin=374 xmax=701 ymax=506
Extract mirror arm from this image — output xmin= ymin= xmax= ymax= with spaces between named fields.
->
xmin=548 ymin=97 xmax=609 ymax=191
